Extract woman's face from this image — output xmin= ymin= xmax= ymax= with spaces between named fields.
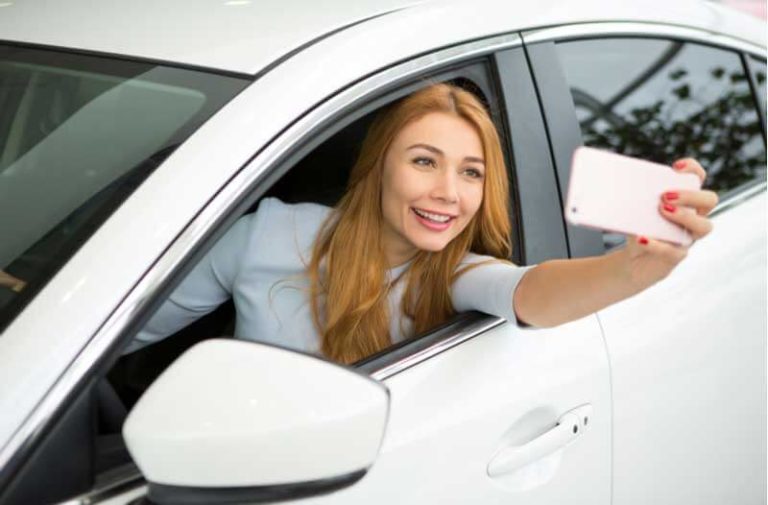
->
xmin=380 ymin=111 xmax=485 ymax=266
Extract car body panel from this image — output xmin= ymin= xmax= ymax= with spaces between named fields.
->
xmin=303 ymin=319 xmax=611 ymax=505
xmin=599 ymin=191 xmax=767 ymax=504
xmin=527 ymin=23 xmax=766 ymax=503
xmin=116 ymin=318 xmax=611 ymax=505
xmin=0 ymin=0 xmax=763 ymax=74
xmin=0 ymin=0 xmax=426 ymax=75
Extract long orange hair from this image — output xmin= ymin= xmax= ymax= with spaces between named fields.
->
xmin=307 ymin=83 xmax=512 ymax=364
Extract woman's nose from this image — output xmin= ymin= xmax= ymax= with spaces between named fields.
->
xmin=431 ymin=169 xmax=459 ymax=203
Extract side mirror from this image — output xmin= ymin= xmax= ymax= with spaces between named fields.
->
xmin=123 ymin=339 xmax=389 ymax=504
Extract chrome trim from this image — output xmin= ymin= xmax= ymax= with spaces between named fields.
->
xmin=365 ymin=314 xmax=507 ymax=381
xmin=0 ymin=32 xmax=523 ymax=483
xmin=522 ymin=22 xmax=766 ymax=56
xmin=711 ymin=181 xmax=767 ymax=216
xmin=60 ymin=465 xmax=146 ymax=504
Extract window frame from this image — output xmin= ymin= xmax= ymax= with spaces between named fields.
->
xmin=744 ymin=54 xmax=767 ymax=141
xmin=522 ymin=22 xmax=768 ymax=259
xmin=112 ymin=56 xmax=527 ymax=382
xmin=107 ymin=42 xmax=549 ymax=381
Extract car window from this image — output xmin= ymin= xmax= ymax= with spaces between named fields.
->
xmin=555 ymin=38 xmax=766 ymax=249
xmin=109 ymin=76 xmax=515 ymax=403
xmin=0 ymin=45 xmax=249 ymax=333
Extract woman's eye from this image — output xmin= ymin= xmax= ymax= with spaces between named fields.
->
xmin=413 ymin=157 xmax=436 ymax=168
xmin=463 ymin=167 xmax=484 ymax=179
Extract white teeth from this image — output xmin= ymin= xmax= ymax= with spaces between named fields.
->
xmin=413 ymin=208 xmax=451 ymax=223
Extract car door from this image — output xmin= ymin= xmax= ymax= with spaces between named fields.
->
xmin=525 ymin=24 xmax=767 ymax=505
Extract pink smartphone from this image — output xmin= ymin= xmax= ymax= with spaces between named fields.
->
xmin=564 ymin=147 xmax=701 ymax=246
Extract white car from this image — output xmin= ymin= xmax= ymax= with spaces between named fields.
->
xmin=0 ymin=1 xmax=764 ymax=504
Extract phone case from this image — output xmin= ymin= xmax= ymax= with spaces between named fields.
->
xmin=564 ymin=147 xmax=702 ymax=246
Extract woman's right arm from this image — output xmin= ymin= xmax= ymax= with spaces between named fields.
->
xmin=124 ymin=213 xmax=255 ymax=353
xmin=512 ymin=159 xmax=716 ymax=328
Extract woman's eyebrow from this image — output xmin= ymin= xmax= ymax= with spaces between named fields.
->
xmin=406 ymin=143 xmax=485 ymax=164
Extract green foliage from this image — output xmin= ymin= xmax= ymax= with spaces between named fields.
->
xmin=576 ymin=65 xmax=766 ymax=193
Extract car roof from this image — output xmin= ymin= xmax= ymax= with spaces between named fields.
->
xmin=0 ymin=0 xmax=764 ymax=75
xmin=0 ymin=0 xmax=426 ymax=75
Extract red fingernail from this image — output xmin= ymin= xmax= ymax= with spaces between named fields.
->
xmin=639 ymin=237 xmax=649 ymax=245
xmin=664 ymin=191 xmax=679 ymax=200
xmin=663 ymin=203 xmax=676 ymax=213
xmin=673 ymin=160 xmax=686 ymax=169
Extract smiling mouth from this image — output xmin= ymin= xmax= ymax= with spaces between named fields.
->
xmin=412 ymin=207 xmax=456 ymax=224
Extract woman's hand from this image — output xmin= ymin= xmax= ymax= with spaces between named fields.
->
xmin=513 ymin=158 xmax=718 ymax=327
xmin=620 ymin=158 xmax=719 ymax=290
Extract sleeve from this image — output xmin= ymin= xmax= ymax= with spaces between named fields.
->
xmin=124 ymin=210 xmax=260 ymax=354
xmin=451 ymin=253 xmax=537 ymax=328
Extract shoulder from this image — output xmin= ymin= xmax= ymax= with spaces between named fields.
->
xmin=254 ymin=197 xmax=332 ymax=234
xmin=453 ymin=252 xmax=526 ymax=285
xmin=241 ymin=197 xmax=333 ymax=265
xmin=457 ymin=252 xmax=516 ymax=270
xmin=451 ymin=252 xmax=535 ymax=323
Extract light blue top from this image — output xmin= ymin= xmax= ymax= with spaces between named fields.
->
xmin=129 ymin=198 xmax=535 ymax=354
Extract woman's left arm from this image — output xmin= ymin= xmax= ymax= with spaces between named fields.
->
xmin=513 ymin=158 xmax=719 ymax=328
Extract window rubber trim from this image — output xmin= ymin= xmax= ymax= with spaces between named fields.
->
xmin=146 ymin=470 xmax=366 ymax=505
xmin=743 ymin=53 xmax=767 ymax=144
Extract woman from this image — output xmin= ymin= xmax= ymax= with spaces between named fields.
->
xmin=129 ymin=83 xmax=718 ymax=364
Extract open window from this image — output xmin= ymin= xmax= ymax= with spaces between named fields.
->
xmin=108 ymin=62 xmax=520 ymax=409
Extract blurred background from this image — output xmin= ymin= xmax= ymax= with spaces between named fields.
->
xmin=712 ymin=0 xmax=767 ymax=19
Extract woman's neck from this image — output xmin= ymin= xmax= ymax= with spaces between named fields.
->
xmin=384 ymin=241 xmax=418 ymax=269
xmin=381 ymin=223 xmax=418 ymax=268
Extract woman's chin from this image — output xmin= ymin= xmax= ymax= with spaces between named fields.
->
xmin=409 ymin=236 xmax=453 ymax=253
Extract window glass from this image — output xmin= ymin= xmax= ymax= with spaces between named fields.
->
xmin=557 ymin=38 xmax=766 ymax=249
xmin=0 ymin=45 xmax=249 ymax=332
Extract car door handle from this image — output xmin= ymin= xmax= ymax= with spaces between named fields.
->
xmin=487 ymin=404 xmax=592 ymax=477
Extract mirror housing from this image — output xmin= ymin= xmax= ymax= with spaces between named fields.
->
xmin=123 ymin=339 xmax=389 ymax=504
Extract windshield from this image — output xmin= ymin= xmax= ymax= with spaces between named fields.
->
xmin=0 ymin=45 xmax=249 ymax=333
